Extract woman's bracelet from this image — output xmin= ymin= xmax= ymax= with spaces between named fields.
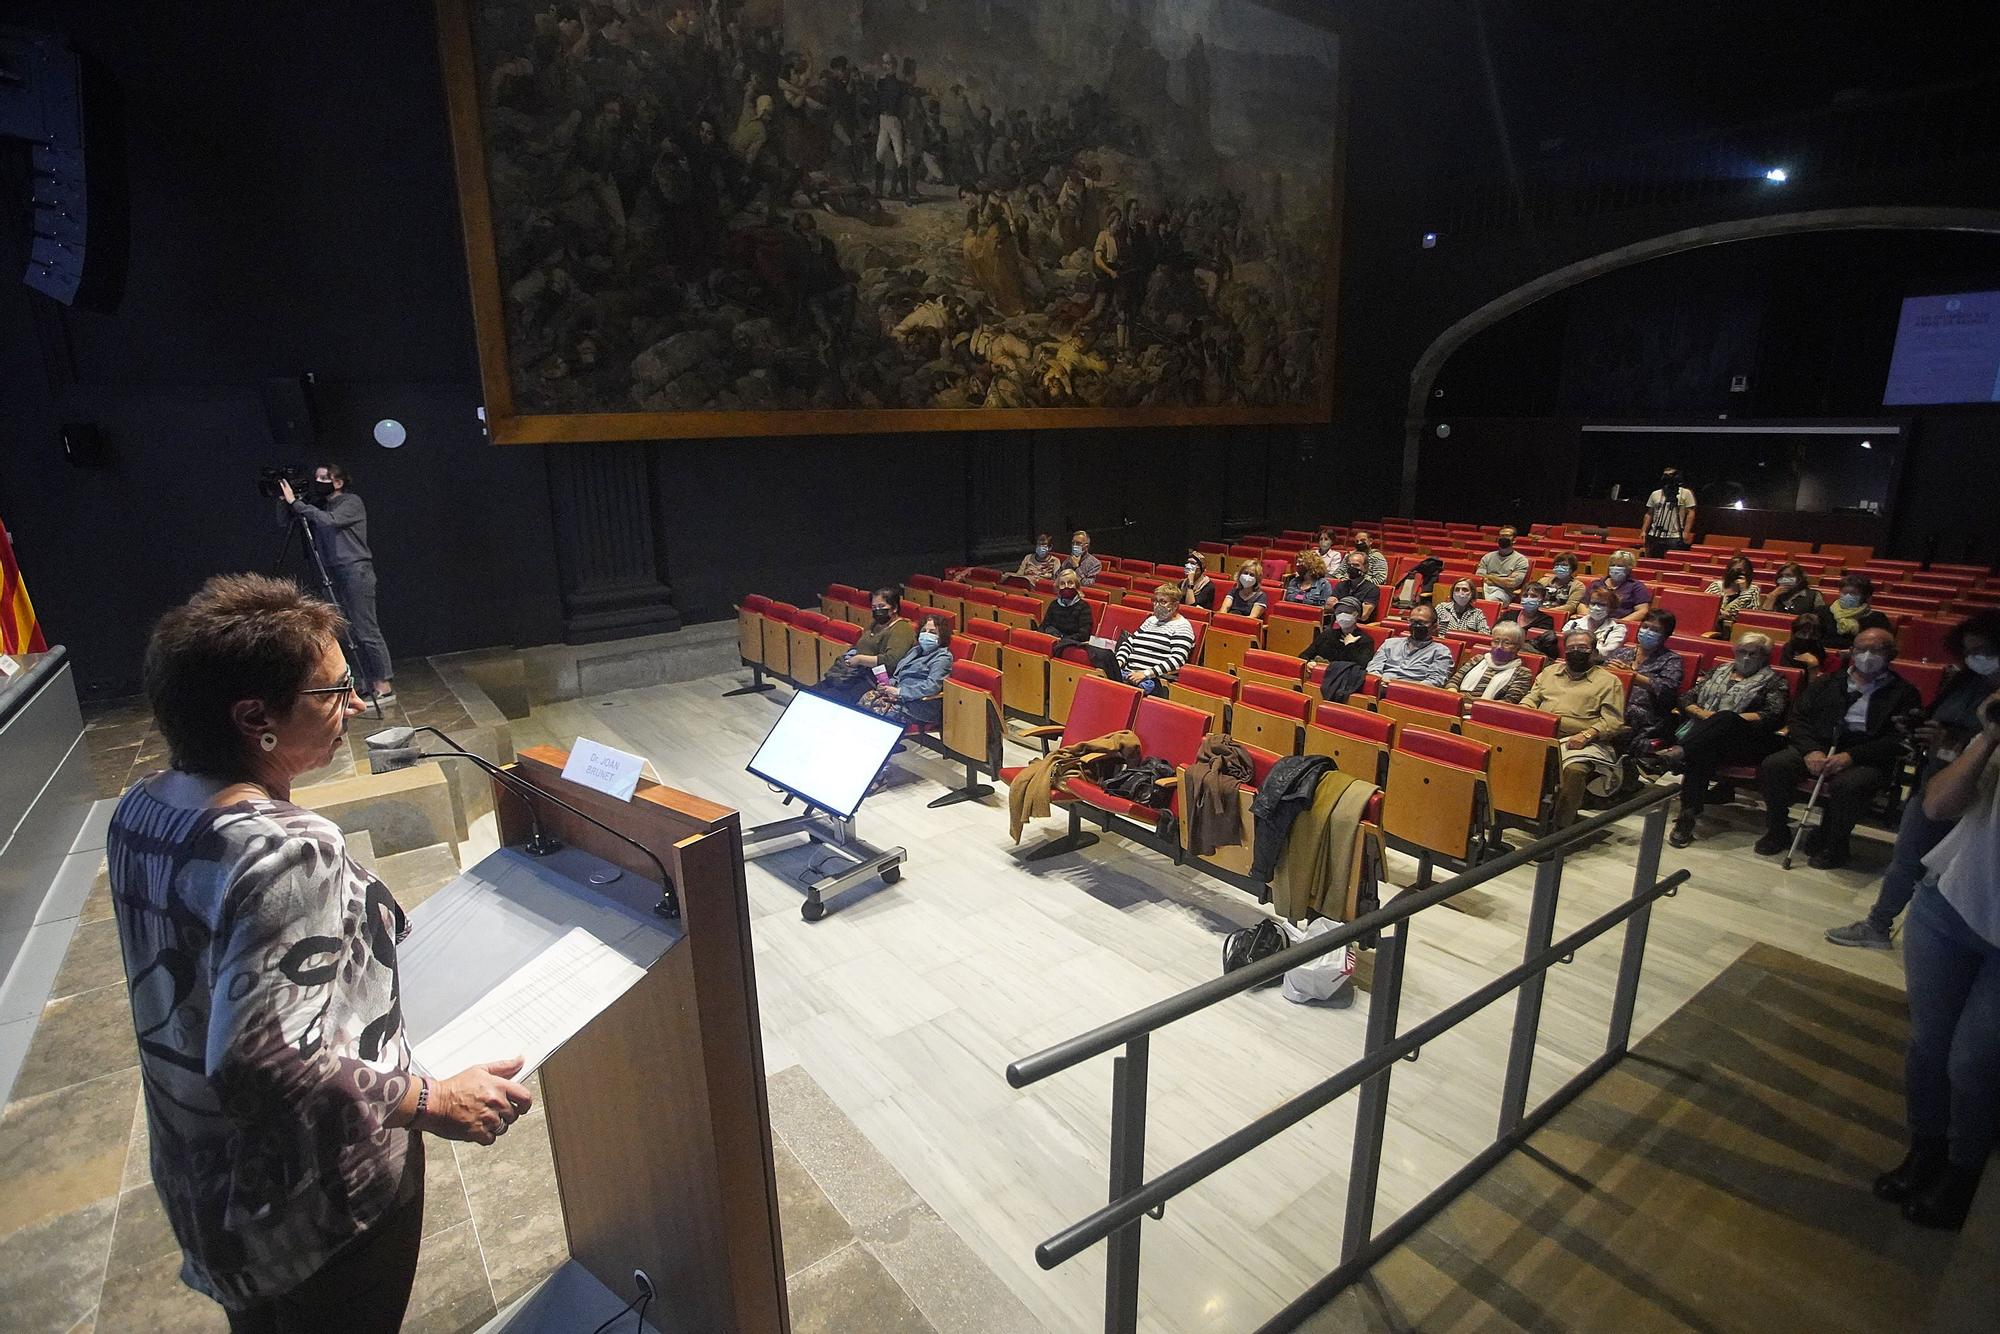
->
xmin=414 ymin=1075 xmax=430 ymax=1124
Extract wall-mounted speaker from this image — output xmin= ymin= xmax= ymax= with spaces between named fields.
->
xmin=261 ymin=374 xmax=318 ymax=450
xmin=0 ymin=31 xmax=128 ymax=312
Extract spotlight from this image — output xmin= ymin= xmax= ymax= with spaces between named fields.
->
xmin=1733 ymin=500 xmax=1746 ymax=510
xmin=1764 ymin=167 xmax=1788 ymax=183
xmin=1860 ymin=439 xmax=1872 ymax=450
xmin=1421 ymin=232 xmax=1438 ymax=249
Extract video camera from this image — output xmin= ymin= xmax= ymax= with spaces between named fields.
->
xmin=256 ymin=466 xmax=328 ymax=501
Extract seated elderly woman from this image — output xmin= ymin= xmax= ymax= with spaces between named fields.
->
xmin=1763 ymin=560 xmax=1826 ymax=618
xmin=1282 ymin=551 xmax=1334 ymax=607
xmin=1107 ymin=582 xmax=1196 ymax=694
xmin=1585 ymin=549 xmax=1652 ymax=624
xmin=1564 ymin=585 xmax=1628 ymax=657
xmin=859 ymin=614 xmax=954 ymax=726
xmin=1008 ymin=532 xmax=1062 ymax=583
xmin=1221 ymin=559 xmax=1270 ymax=621
xmin=1657 ymin=631 xmax=1791 ymax=848
xmin=819 ymin=585 xmax=915 ymax=703
xmin=1038 ymin=567 xmax=1094 ymax=647
xmin=108 ymin=575 xmax=529 ymax=1330
xmin=1704 ymin=554 xmax=1761 ymax=636
xmin=1608 ymin=608 xmax=1685 ymax=751
xmin=1368 ymin=602 xmax=1455 ymax=686
xmin=1445 ymin=620 xmax=1534 ymax=704
xmin=1521 ymin=625 xmax=1628 ymax=829
xmin=1541 ymin=551 xmax=1588 ymax=614
xmin=1433 ymin=578 xmax=1490 ymax=634
xmin=1818 ymin=572 xmax=1896 ymax=649
xmin=1498 ymin=581 xmax=1561 ymax=658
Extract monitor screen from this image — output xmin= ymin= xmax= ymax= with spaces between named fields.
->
xmin=745 ymin=690 xmax=905 ymax=819
xmin=1883 ymin=290 xmax=2000 ymax=406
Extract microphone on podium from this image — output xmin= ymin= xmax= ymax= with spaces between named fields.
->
xmin=365 ymin=726 xmax=679 ymax=918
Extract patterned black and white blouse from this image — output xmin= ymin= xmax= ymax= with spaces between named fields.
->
xmin=107 ymin=780 xmax=416 ymax=1308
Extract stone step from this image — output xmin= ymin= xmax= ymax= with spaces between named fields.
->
xmin=294 ymin=762 xmax=457 ymax=858
xmin=374 ymin=842 xmax=463 ymax=910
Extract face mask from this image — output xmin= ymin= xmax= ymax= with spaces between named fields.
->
xmin=872 ymin=607 xmax=894 ymax=623
xmin=1608 ymin=566 xmax=1628 ymax=584
xmin=1035 ymin=544 xmax=1049 ymax=557
xmin=917 ymin=632 xmax=939 ymax=652
xmin=1335 ymin=612 xmax=1357 ymax=630
xmin=1565 ymin=648 xmax=1594 ymax=671
xmin=1587 ymin=605 xmax=1609 ymax=623
xmin=1498 ymin=537 xmax=1514 ymax=549
xmin=1238 ymin=572 xmax=1257 ymax=587
xmin=1735 ymin=653 xmax=1764 ymax=674
xmin=1553 ymin=564 xmax=1572 ymax=580
xmin=1637 ymin=628 xmax=1664 ymax=649
xmin=1185 ymin=563 xmax=1201 ymax=578
xmin=1071 ymin=543 xmax=1085 ymax=557
xmin=1520 ymin=597 xmax=1542 ymax=613
xmin=1153 ymin=605 xmax=1175 ymax=622
xmin=1491 ymin=643 xmax=1517 ymax=663
xmin=1777 ymin=575 xmax=1797 ymax=588
xmin=1408 ymin=621 xmax=1433 ymax=642
xmin=1452 ymin=591 xmax=1472 ymax=607
xmin=1839 ymin=593 xmax=1862 ymax=609
xmin=1851 ymin=650 xmax=1886 ymax=676
xmin=1057 ymin=589 xmax=1078 ymax=604
xmin=1356 ymin=541 xmax=1370 ymax=551
xmin=1965 ymin=653 xmax=2000 ymax=678
xmin=1348 ymin=568 xmax=1365 ymax=582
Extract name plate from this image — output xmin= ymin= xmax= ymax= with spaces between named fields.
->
xmin=0 ymin=655 xmax=18 ymax=678
xmin=562 ymin=737 xmax=647 ymax=802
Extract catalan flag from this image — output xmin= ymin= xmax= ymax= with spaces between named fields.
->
xmin=1 ymin=516 xmax=47 ymax=655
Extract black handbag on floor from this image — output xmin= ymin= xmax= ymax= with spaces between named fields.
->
xmin=1222 ymin=919 xmax=1289 ymax=988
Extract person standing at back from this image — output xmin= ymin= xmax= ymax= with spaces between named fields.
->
xmin=278 ymin=466 xmax=393 ymax=705
xmin=1643 ymin=466 xmax=1697 ymax=557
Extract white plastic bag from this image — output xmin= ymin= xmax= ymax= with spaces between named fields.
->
xmin=1279 ymin=919 xmax=1355 ymax=1004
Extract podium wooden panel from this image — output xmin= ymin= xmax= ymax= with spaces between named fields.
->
xmin=500 ymin=747 xmax=789 ymax=1333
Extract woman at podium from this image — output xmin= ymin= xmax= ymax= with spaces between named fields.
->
xmin=105 ymin=574 xmax=534 ymax=1332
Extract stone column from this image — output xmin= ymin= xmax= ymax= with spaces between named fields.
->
xmin=544 ymin=442 xmax=680 ymax=643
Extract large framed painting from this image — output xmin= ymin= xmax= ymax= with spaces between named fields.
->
xmin=436 ymin=0 xmax=1344 ymax=442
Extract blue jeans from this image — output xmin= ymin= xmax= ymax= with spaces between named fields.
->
xmin=330 ymin=561 xmax=393 ymax=686
xmin=1867 ymin=770 xmax=1957 ymax=931
xmin=1903 ymin=880 xmax=2000 ymax=1165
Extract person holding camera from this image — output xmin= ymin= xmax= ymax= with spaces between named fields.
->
xmin=279 ymin=465 xmax=394 ymax=705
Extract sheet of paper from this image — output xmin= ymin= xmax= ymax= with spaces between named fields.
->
xmin=562 ymin=736 xmax=647 ymax=802
xmin=412 ymin=927 xmax=646 ymax=1078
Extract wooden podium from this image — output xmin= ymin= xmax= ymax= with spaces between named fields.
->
xmin=492 ymin=745 xmax=789 ymax=1333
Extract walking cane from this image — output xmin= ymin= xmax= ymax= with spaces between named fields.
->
xmin=1782 ymin=747 xmax=1837 ymax=871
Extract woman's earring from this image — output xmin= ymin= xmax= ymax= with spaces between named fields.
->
xmin=259 ymin=732 xmax=278 ymax=753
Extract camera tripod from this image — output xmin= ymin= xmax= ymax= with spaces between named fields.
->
xmin=273 ymin=507 xmax=379 ymax=714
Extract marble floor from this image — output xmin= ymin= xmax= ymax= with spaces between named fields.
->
xmin=480 ymin=667 xmax=1910 ymax=1334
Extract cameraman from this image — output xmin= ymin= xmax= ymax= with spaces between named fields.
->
xmin=278 ymin=465 xmax=395 ymax=705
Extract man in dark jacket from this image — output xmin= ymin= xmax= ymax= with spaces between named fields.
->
xmin=1327 ymin=557 xmax=1381 ymax=619
xmin=1754 ymin=627 xmax=1919 ymax=868
xmin=279 ymin=465 xmax=394 ymax=703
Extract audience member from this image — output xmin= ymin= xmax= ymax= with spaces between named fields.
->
xmin=1564 ymin=586 xmax=1628 ymax=655
xmin=1498 ymin=581 xmax=1560 ymax=657
xmin=1110 ymin=583 xmax=1195 ymax=693
xmin=1446 ymin=621 xmax=1534 ymax=704
xmin=1661 ymin=632 xmax=1790 ymax=847
xmin=1038 ymin=569 xmax=1094 ymax=647
xmin=860 ymin=615 xmax=954 ymax=727
xmin=1283 ymin=551 xmax=1333 ymax=607
xmin=1313 ymin=527 xmax=1344 ymax=575
xmin=1831 ymin=611 xmax=2000 ymax=949
xmin=1586 ymin=549 xmax=1651 ymax=623
xmin=1476 ymin=527 xmax=1531 ymax=604
xmin=820 ymin=585 xmax=915 ymax=703
xmin=1350 ymin=531 xmax=1389 ymax=585
xmin=1819 ymin=573 xmax=1895 ymax=649
xmin=1061 ymin=530 xmax=1102 ymax=585
xmin=1521 ymin=626 xmax=1627 ymax=829
xmin=1643 ymin=466 xmax=1697 ymax=557
xmin=1781 ymin=612 xmax=1832 ymax=687
xmin=1329 ymin=554 xmax=1381 ymax=616
xmin=1874 ymin=679 xmax=2000 ymax=1230
xmin=1222 ymin=559 xmax=1269 ymax=621
xmin=1305 ymin=596 xmax=1375 ymax=702
xmin=1610 ymin=610 xmax=1684 ymax=751
xmin=1704 ymin=555 xmax=1761 ymax=636
xmin=1010 ymin=532 xmax=1060 ymax=583
xmin=1179 ymin=552 xmax=1217 ymax=611
xmin=1368 ymin=603 xmax=1454 ymax=686
xmin=1764 ymin=561 xmax=1825 ymax=617
xmin=1542 ymin=551 xmax=1587 ymax=613
xmin=1754 ymin=626 xmax=1920 ymax=868
xmin=1434 ymin=578 xmax=1490 ymax=634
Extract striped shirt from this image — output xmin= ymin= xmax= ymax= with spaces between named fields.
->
xmin=1115 ymin=613 xmax=1195 ymax=680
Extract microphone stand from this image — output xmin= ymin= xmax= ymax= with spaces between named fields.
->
xmin=401 ymin=727 xmax=680 ymax=919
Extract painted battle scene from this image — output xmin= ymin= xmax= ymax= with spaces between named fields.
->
xmin=465 ymin=0 xmax=1340 ymax=420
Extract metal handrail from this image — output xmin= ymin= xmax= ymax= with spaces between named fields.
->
xmin=1007 ymin=783 xmax=1676 ymax=1090
xmin=1032 ymin=860 xmax=1689 ymax=1269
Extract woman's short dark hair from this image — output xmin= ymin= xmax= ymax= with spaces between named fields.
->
xmin=918 ymin=614 xmax=952 ymax=650
xmin=870 ymin=584 xmax=903 ymax=609
xmin=145 ymin=574 xmax=344 ymax=775
xmin=1842 ymin=572 xmax=1875 ymax=599
xmin=1643 ymin=609 xmax=1677 ymax=637
xmin=1946 ymin=608 xmax=2000 ymax=661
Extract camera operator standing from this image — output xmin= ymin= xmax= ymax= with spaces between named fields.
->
xmin=279 ymin=465 xmax=395 ymax=704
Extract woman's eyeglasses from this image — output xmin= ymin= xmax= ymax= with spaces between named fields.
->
xmin=299 ymin=673 xmax=358 ymax=699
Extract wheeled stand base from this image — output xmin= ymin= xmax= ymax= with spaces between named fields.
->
xmin=724 ymin=665 xmax=778 ymax=697
xmin=743 ymin=809 xmax=906 ymax=921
